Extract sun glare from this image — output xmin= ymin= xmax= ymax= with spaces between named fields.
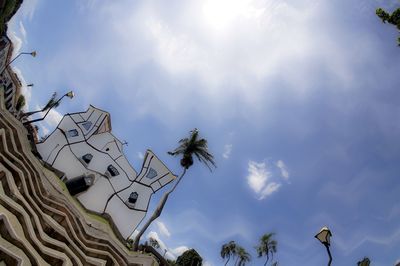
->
xmin=202 ymin=0 xmax=264 ymax=31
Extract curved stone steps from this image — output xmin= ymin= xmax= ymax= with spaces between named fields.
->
xmin=0 ymin=165 xmax=74 ymax=265
xmin=0 ymin=109 xmax=155 ymax=265
xmin=0 ymin=135 xmax=105 ymax=265
xmin=0 ymin=90 xmax=157 ymax=265
xmin=0 ymin=132 xmax=84 ymax=265
xmin=0 ymin=231 xmax=31 ymax=266
xmin=0 ymin=120 xmax=120 ymax=265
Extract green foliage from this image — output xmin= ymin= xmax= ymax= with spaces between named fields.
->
xmin=236 ymin=246 xmax=251 ymax=266
xmin=132 ymin=128 xmax=216 ymax=251
xmin=376 ymin=7 xmax=400 ymax=45
xmin=168 ymin=128 xmax=216 ymax=170
xmin=15 ymin=94 xmax=26 ymax=111
xmin=167 ymin=259 xmax=179 ymax=266
xmin=0 ymin=0 xmax=18 ymax=34
xmin=43 ymin=92 xmax=60 ymax=110
xmin=221 ymin=240 xmax=238 ymax=265
xmin=176 ymin=249 xmax=203 ymax=266
xmin=376 ymin=8 xmax=390 ymax=23
xmin=357 ymin=257 xmax=370 ymax=266
xmin=255 ymin=233 xmax=278 ymax=266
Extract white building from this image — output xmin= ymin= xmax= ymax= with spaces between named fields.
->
xmin=37 ymin=105 xmax=176 ymax=239
xmin=0 ymin=35 xmax=22 ymax=112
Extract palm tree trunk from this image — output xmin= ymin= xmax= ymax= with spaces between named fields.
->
xmin=234 ymin=256 xmax=239 ymax=266
xmin=132 ymin=168 xmax=187 ymax=251
xmin=264 ymin=255 xmax=269 ymax=266
xmin=224 ymin=256 xmax=230 ymax=266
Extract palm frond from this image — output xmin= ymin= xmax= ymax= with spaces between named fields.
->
xmin=168 ymin=128 xmax=216 ymax=170
xmin=43 ymin=92 xmax=58 ymax=110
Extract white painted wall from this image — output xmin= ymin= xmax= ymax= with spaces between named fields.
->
xmin=37 ymin=106 xmax=177 ymax=238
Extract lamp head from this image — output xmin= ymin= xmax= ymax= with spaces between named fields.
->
xmin=315 ymin=226 xmax=332 ymax=246
xmin=30 ymin=51 xmax=37 ymax=57
xmin=66 ymin=91 xmax=74 ymax=99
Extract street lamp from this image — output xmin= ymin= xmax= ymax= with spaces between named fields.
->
xmin=0 ymin=51 xmax=37 ymax=75
xmin=23 ymin=91 xmax=74 ymax=125
xmin=315 ymin=226 xmax=332 ymax=266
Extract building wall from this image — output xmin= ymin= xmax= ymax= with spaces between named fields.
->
xmin=0 ymin=36 xmax=11 ymax=70
xmin=0 ymin=35 xmax=22 ymax=112
xmin=37 ymin=105 xmax=176 ymax=239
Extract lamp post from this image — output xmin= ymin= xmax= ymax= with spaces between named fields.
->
xmin=315 ymin=226 xmax=332 ymax=266
xmin=23 ymin=91 xmax=74 ymax=125
xmin=0 ymin=51 xmax=37 ymax=75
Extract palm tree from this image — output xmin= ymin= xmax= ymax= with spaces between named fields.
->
xmin=236 ymin=246 xmax=251 ymax=266
xmin=256 ymin=233 xmax=278 ymax=266
xmin=221 ymin=241 xmax=238 ymax=266
xmin=15 ymin=94 xmax=26 ymax=112
xmin=132 ymin=129 xmax=215 ymax=250
xmin=376 ymin=7 xmax=400 ymax=45
xmin=21 ymin=92 xmax=58 ymax=118
xmin=357 ymin=257 xmax=370 ymax=266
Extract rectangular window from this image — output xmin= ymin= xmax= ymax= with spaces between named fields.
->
xmin=82 ymin=153 xmax=93 ymax=164
xmin=107 ymin=165 xmax=119 ymax=177
xmin=82 ymin=121 xmax=92 ymax=131
xmin=67 ymin=129 xmax=79 ymax=138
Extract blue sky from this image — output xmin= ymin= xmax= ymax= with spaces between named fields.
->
xmin=7 ymin=0 xmax=400 ymax=265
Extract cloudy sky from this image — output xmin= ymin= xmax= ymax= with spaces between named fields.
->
xmin=8 ymin=0 xmax=400 ymax=265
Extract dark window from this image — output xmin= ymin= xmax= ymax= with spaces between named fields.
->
xmin=67 ymin=129 xmax=79 ymax=138
xmin=128 ymin=192 xmax=138 ymax=204
xmin=65 ymin=175 xmax=91 ymax=196
xmin=107 ymin=165 xmax=119 ymax=177
xmin=82 ymin=121 xmax=92 ymax=131
xmin=82 ymin=153 xmax=93 ymax=164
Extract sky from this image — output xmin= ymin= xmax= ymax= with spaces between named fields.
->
xmin=7 ymin=0 xmax=400 ymax=265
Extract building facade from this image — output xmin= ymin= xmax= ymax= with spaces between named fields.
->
xmin=0 ymin=35 xmax=22 ymax=112
xmin=37 ymin=105 xmax=176 ymax=239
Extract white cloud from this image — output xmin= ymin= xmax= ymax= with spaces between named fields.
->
xmin=247 ymin=161 xmax=270 ymax=194
xmin=156 ymin=221 xmax=171 ymax=238
xmin=246 ymin=160 xmax=283 ymax=200
xmin=222 ymin=144 xmax=232 ymax=159
xmin=7 ymin=31 xmax=22 ymax=57
xmin=45 ymin=108 xmax=63 ymax=128
xmin=260 ymin=182 xmax=281 ymax=199
xmin=39 ymin=0 xmax=366 ymax=124
xmin=170 ymin=246 xmax=189 ymax=257
xmin=146 ymin=231 xmax=189 ymax=261
xmin=203 ymin=261 xmax=213 ymax=266
xmin=276 ymin=160 xmax=289 ymax=180
xmin=19 ymin=0 xmax=39 ymax=20
xmin=19 ymin=21 xmax=27 ymax=43
xmin=78 ymin=0 xmax=99 ymax=11
xmin=334 ymin=226 xmax=400 ymax=256
xmin=30 ymin=104 xmax=62 ymax=131
xmin=39 ymin=123 xmax=49 ymax=136
xmin=11 ymin=67 xmax=31 ymax=110
xmin=137 ymin=152 xmax=144 ymax=160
